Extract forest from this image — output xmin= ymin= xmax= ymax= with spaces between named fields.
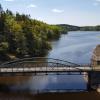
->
xmin=0 ymin=4 xmax=65 ymax=61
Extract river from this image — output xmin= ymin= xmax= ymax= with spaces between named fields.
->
xmin=0 ymin=31 xmax=100 ymax=96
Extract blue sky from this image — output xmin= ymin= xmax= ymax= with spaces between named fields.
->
xmin=0 ymin=0 xmax=100 ymax=26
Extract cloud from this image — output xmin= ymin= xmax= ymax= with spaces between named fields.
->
xmin=4 ymin=0 xmax=14 ymax=1
xmin=52 ymin=9 xmax=64 ymax=13
xmin=27 ymin=4 xmax=37 ymax=8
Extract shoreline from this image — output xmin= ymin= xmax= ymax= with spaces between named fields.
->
xmin=0 ymin=91 xmax=100 ymax=100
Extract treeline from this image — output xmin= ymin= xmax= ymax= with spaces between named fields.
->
xmin=58 ymin=24 xmax=100 ymax=31
xmin=80 ymin=26 xmax=100 ymax=31
xmin=57 ymin=24 xmax=80 ymax=31
xmin=0 ymin=4 xmax=63 ymax=60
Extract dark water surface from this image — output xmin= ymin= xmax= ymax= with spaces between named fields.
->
xmin=0 ymin=31 xmax=100 ymax=95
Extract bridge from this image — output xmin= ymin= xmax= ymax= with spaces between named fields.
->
xmin=0 ymin=57 xmax=100 ymax=92
xmin=0 ymin=57 xmax=94 ymax=74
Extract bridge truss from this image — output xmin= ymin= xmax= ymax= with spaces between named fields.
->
xmin=0 ymin=57 xmax=91 ymax=76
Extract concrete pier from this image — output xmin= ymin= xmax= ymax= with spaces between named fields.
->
xmin=90 ymin=45 xmax=100 ymax=91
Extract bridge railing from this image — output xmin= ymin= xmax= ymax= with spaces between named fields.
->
xmin=0 ymin=57 xmax=92 ymax=73
xmin=0 ymin=57 xmax=81 ymax=67
xmin=0 ymin=60 xmax=84 ymax=73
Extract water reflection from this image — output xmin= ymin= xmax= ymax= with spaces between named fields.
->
xmin=0 ymin=74 xmax=86 ymax=92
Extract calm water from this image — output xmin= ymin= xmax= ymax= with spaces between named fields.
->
xmin=0 ymin=31 xmax=100 ymax=93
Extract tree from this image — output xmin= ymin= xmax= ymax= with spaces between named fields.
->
xmin=0 ymin=42 xmax=8 ymax=54
xmin=6 ymin=9 xmax=13 ymax=16
xmin=0 ymin=4 xmax=3 ymax=14
xmin=0 ymin=4 xmax=5 ymax=32
xmin=0 ymin=4 xmax=62 ymax=60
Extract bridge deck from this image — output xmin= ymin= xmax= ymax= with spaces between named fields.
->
xmin=0 ymin=66 xmax=100 ymax=73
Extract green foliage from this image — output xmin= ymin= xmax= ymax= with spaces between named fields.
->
xmin=57 ymin=24 xmax=79 ymax=32
xmin=80 ymin=26 xmax=100 ymax=31
xmin=57 ymin=24 xmax=100 ymax=31
xmin=0 ymin=4 xmax=61 ymax=59
xmin=0 ymin=42 xmax=8 ymax=54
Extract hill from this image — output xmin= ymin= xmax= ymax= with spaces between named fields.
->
xmin=57 ymin=24 xmax=100 ymax=31
xmin=57 ymin=24 xmax=80 ymax=31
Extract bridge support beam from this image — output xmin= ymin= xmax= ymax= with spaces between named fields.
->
xmin=87 ymin=72 xmax=92 ymax=91
xmin=87 ymin=71 xmax=100 ymax=92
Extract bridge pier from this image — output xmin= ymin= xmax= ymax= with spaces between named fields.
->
xmin=89 ymin=45 xmax=100 ymax=92
xmin=87 ymin=72 xmax=92 ymax=91
xmin=87 ymin=71 xmax=100 ymax=91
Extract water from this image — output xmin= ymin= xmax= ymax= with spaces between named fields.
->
xmin=48 ymin=31 xmax=100 ymax=64
xmin=0 ymin=31 xmax=100 ymax=93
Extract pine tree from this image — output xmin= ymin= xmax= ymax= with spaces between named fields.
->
xmin=0 ymin=4 xmax=3 ymax=14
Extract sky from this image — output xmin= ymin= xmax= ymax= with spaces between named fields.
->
xmin=0 ymin=0 xmax=100 ymax=26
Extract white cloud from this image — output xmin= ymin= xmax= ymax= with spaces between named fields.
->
xmin=27 ymin=4 xmax=37 ymax=8
xmin=4 ymin=0 xmax=14 ymax=1
xmin=52 ymin=9 xmax=64 ymax=13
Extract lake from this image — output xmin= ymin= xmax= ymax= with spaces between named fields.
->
xmin=0 ymin=31 xmax=100 ymax=93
